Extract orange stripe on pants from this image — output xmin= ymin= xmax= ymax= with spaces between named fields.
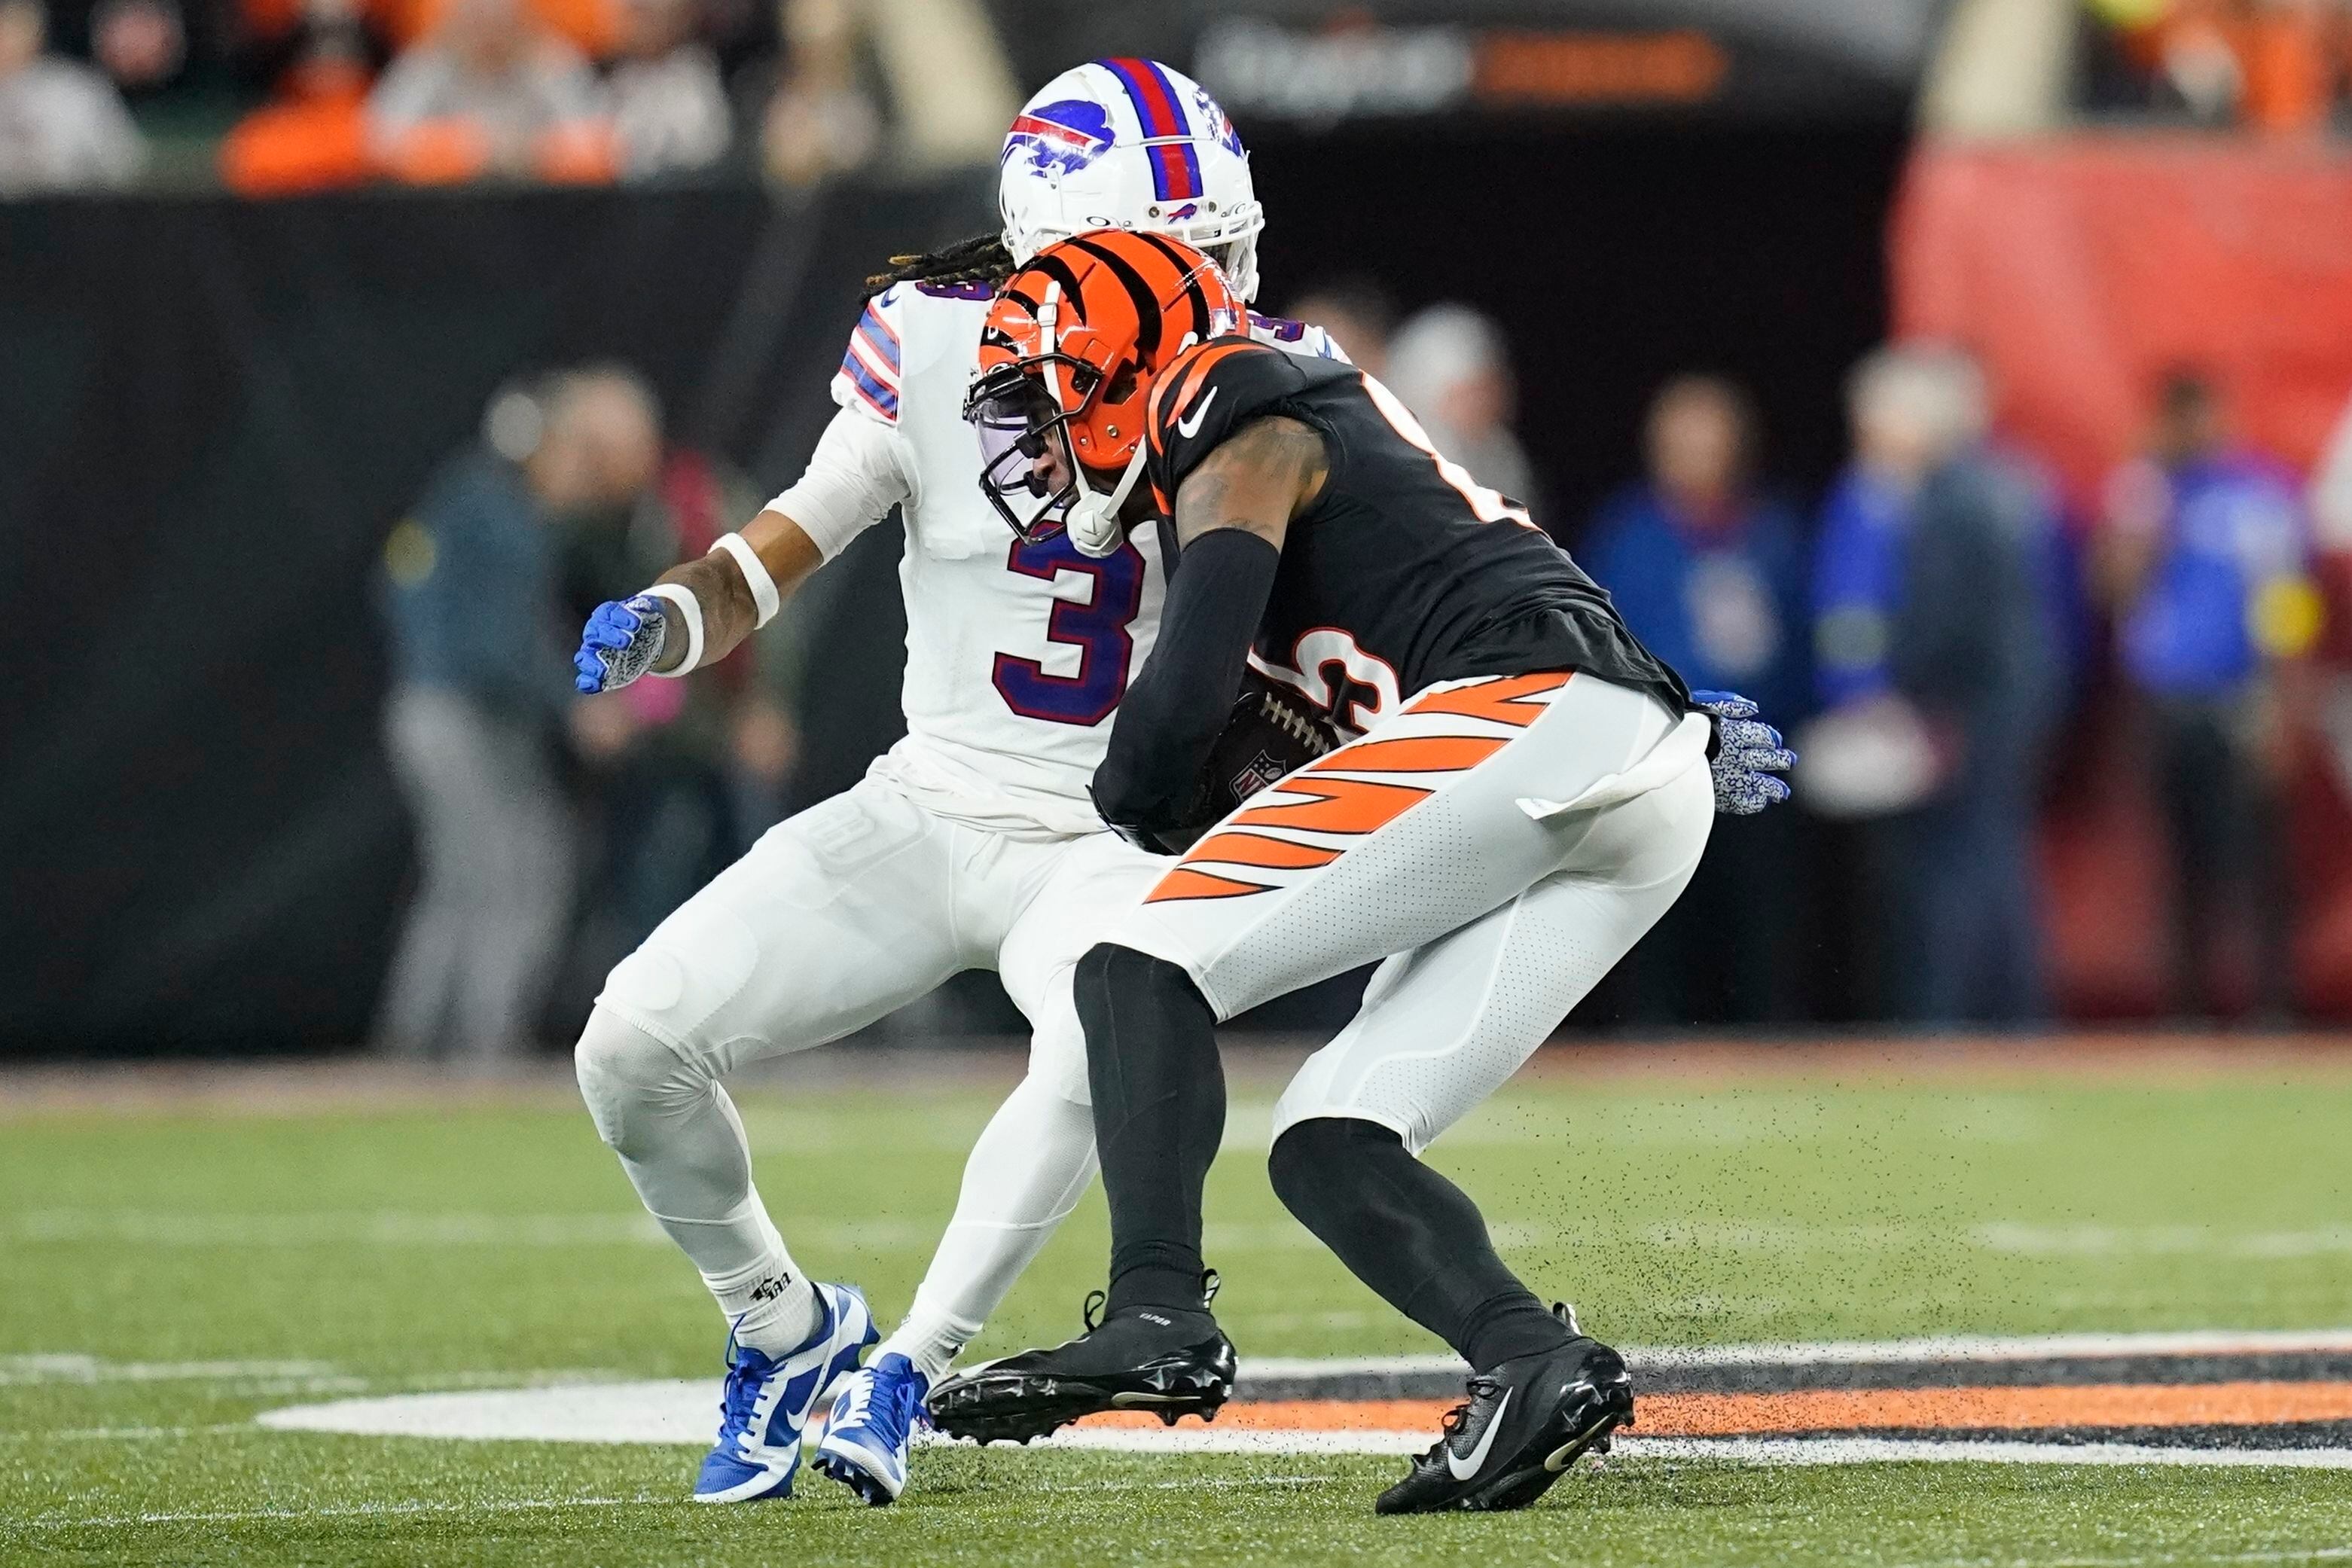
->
xmin=1307 ymin=734 xmax=1509 ymax=774
xmin=1145 ymin=866 xmax=1274 ymax=904
xmin=1182 ymin=831 xmax=1345 ymax=870
xmin=1231 ymin=776 xmax=1430 ymax=835
xmin=1405 ymin=671 xmax=1572 ymax=728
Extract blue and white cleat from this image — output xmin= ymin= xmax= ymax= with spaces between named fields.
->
xmin=812 ymin=1352 xmax=931 ymax=1505
xmin=691 ymin=1282 xmax=876 ymax=1504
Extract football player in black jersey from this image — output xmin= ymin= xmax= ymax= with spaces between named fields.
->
xmin=931 ymin=230 xmax=1793 ymax=1513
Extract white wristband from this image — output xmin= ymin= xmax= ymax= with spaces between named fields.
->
xmin=643 ymin=584 xmax=704 ymax=677
xmin=711 ymin=532 xmax=781 ymax=628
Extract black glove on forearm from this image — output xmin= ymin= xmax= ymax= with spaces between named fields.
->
xmin=1091 ymin=527 xmax=1283 ymax=842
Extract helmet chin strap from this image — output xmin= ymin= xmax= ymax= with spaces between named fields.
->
xmin=1066 ymin=443 xmax=1149 ymax=560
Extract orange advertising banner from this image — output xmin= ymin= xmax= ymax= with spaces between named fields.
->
xmin=1891 ymin=135 xmax=2352 ymax=511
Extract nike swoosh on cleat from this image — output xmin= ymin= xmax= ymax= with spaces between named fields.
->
xmin=1542 ymin=1380 xmax=1623 ymax=1472
xmin=1176 ymin=386 xmax=1219 ymax=439
xmin=1447 ymin=1389 xmax=1510 ymax=1481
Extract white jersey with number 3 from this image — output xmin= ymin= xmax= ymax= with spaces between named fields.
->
xmin=786 ymin=279 xmax=1346 ymax=837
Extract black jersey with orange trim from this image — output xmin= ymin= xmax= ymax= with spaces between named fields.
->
xmin=1143 ymin=337 xmax=1692 ymax=730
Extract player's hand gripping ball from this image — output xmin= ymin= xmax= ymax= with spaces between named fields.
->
xmin=1692 ymin=689 xmax=1795 ymax=816
xmin=1151 ymin=671 xmax=1350 ymax=853
xmin=573 ymin=594 xmax=669 ymax=694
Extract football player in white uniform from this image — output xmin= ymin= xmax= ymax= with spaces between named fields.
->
xmin=566 ymin=59 xmax=1344 ymax=1507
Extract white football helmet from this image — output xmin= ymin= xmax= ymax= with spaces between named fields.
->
xmin=998 ymin=58 xmax=1266 ymax=301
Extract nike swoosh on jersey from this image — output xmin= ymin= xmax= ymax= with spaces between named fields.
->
xmin=1175 ymin=386 xmax=1220 ymax=439
xmin=1447 ymin=1388 xmax=1510 ymax=1480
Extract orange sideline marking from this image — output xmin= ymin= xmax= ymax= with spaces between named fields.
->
xmin=1639 ymin=1381 xmax=2352 ymax=1434
xmin=1070 ymin=1383 xmax=2352 ymax=1435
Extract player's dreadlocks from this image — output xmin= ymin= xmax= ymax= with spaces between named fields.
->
xmin=862 ymin=232 xmax=1017 ymax=298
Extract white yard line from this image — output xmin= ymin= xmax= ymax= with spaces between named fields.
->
xmin=8 ymin=1496 xmax=655 ymax=1531
xmin=1016 ymin=1430 xmax=2352 ymax=1466
xmin=2 ymin=1209 xmax=948 ymax=1251
xmin=1887 ymin=1548 xmax=2352 ymax=1568
xmin=0 ymin=1353 xmax=627 ymax=1393
xmin=3 ymin=1211 xmax=673 ymax=1248
xmin=0 ymin=1424 xmax=249 ymax=1443
xmin=1615 ymin=1436 xmax=2352 ymax=1469
xmin=0 ymin=1354 xmax=344 ymax=1386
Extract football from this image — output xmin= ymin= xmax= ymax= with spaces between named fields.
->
xmin=1152 ymin=669 xmax=1350 ymax=852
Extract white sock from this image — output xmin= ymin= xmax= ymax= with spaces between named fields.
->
xmin=876 ymin=1296 xmax=979 ymax=1384
xmin=703 ymin=1224 xmax=821 ymax=1356
xmin=874 ymin=1075 xmax=1097 ymax=1382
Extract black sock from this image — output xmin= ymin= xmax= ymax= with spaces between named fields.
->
xmin=1269 ymin=1116 xmax=1571 ymax=1371
xmin=1075 ymin=943 xmax=1224 ymax=1316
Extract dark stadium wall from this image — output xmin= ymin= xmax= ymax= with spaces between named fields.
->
xmin=1246 ymin=117 xmax=1910 ymax=539
xmin=0 ymin=181 xmax=987 ymax=1057
xmin=0 ymin=120 xmax=1902 ymax=1055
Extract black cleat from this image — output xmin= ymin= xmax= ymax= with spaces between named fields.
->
xmin=926 ymin=1279 xmax=1236 ymax=1446
xmin=1375 ymin=1304 xmax=1633 ymax=1515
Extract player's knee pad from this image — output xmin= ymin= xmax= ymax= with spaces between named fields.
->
xmin=1268 ymin=1115 xmax=1402 ymax=1223
xmin=572 ymin=1005 xmax=710 ymax=1155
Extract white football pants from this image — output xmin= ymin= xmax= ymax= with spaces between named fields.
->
xmin=574 ymin=776 xmax=1161 ymax=1368
xmin=1112 ymin=672 xmax=1717 ymax=1155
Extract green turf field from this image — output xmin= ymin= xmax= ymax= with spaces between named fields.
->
xmin=7 ymin=1049 xmax=2352 ymax=1565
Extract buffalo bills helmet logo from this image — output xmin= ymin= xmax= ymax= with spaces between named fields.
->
xmin=1192 ymin=88 xmax=1243 ymax=157
xmin=1002 ymin=99 xmax=1117 ymax=178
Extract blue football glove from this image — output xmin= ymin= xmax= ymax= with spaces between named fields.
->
xmin=1692 ymin=689 xmax=1795 ymax=816
xmin=573 ymin=594 xmax=669 ymax=694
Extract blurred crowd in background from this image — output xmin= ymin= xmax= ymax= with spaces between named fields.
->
xmin=2080 ymin=0 xmax=2352 ymax=130
xmin=11 ymin=0 xmax=2352 ymax=1058
xmin=372 ymin=364 xmax=807 ymax=1060
xmin=0 ymin=0 xmax=1008 ymax=194
xmin=8 ymin=0 xmax=2352 ymax=197
xmin=367 ymin=280 xmax=2352 ymax=1058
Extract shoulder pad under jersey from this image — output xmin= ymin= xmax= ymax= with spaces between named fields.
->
xmin=1145 ymin=336 xmax=1330 ymax=511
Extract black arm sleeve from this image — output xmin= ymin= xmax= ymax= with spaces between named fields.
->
xmin=1091 ymin=527 xmax=1283 ymax=843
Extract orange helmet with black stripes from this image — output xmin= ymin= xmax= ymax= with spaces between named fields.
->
xmin=964 ymin=227 xmax=1239 ymax=549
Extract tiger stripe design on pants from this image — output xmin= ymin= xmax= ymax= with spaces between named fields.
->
xmin=1109 ymin=671 xmax=1716 ymax=1152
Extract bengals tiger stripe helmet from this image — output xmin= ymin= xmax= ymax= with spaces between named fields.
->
xmin=964 ymin=228 xmax=1240 ymax=556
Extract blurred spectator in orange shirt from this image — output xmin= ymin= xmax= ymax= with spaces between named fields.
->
xmin=2085 ymin=0 xmax=2348 ymax=134
xmin=219 ymin=0 xmax=389 ymax=195
xmin=367 ymin=0 xmax=612 ymax=183
xmin=608 ymin=0 xmax=729 ymax=178
xmin=0 ymin=0 xmax=144 ymax=194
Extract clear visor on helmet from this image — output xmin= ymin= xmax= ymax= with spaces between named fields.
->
xmin=965 ymin=358 xmax=1097 ymax=544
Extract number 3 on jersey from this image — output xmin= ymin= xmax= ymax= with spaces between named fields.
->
xmin=991 ymin=532 xmax=1145 ymax=726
